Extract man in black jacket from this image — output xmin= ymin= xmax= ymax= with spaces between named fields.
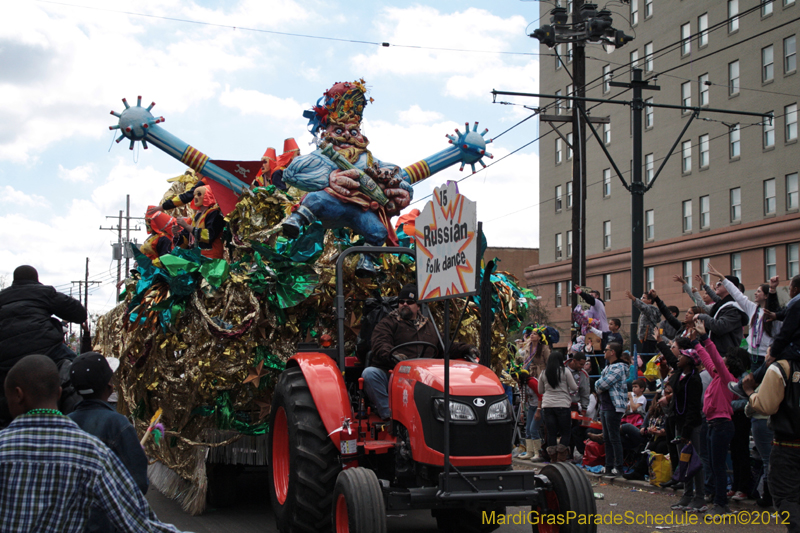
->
xmin=0 ymin=265 xmax=86 ymax=422
xmin=695 ymin=275 xmax=748 ymax=355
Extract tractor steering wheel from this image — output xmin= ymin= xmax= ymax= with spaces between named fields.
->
xmin=389 ymin=341 xmax=439 ymax=364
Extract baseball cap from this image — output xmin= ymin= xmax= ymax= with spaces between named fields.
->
xmin=70 ymin=352 xmax=119 ymax=396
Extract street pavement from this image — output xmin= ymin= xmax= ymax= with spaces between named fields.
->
xmin=146 ymin=462 xmax=787 ymax=532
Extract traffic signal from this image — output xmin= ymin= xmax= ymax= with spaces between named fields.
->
xmin=614 ymin=30 xmax=634 ymax=48
xmin=531 ymin=25 xmax=556 ymax=48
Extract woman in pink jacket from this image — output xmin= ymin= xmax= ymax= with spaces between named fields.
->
xmin=692 ymin=318 xmax=738 ymax=517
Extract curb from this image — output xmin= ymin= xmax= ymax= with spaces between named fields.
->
xmin=512 ymin=457 xmax=763 ymax=509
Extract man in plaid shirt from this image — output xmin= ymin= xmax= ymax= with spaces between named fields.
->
xmin=594 ymin=343 xmax=629 ymax=477
xmin=0 ymin=354 xmax=188 ymax=533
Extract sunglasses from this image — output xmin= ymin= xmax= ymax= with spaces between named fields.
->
xmin=398 ymin=299 xmax=416 ymax=305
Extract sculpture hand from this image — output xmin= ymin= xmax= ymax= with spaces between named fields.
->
xmin=329 ymin=169 xmax=360 ymax=196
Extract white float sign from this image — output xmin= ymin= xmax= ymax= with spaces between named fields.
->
xmin=413 ymin=181 xmax=478 ymax=302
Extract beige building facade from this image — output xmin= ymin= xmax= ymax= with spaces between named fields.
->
xmin=525 ymin=0 xmax=800 ymax=338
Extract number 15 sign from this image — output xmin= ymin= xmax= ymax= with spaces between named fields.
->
xmin=413 ymin=181 xmax=478 ymax=302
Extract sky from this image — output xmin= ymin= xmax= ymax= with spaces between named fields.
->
xmin=0 ymin=0 xmax=544 ymax=316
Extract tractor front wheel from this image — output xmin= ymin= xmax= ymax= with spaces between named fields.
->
xmin=332 ymin=467 xmax=387 ymax=533
xmin=268 ymin=366 xmax=341 ymax=532
xmin=532 ymin=462 xmax=597 ymax=533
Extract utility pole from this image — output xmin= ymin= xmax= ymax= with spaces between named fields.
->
xmin=102 ymin=196 xmax=142 ymax=299
xmin=125 ymin=195 xmax=132 ymax=275
xmin=571 ymin=0 xmax=587 ymax=308
xmin=72 ymin=258 xmax=101 ymax=354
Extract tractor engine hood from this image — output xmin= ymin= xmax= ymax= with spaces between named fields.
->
xmin=393 ymin=359 xmax=504 ymax=397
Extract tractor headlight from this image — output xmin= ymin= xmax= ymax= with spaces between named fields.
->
xmin=434 ymin=399 xmax=476 ymax=421
xmin=486 ymin=399 xmax=511 ymax=421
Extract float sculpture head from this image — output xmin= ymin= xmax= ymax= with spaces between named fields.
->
xmin=303 ymin=79 xmax=373 ymax=163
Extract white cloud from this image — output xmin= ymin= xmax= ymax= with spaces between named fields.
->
xmin=397 ymin=105 xmax=443 ymax=124
xmin=58 ymin=163 xmax=95 ymax=183
xmin=0 ymin=186 xmax=48 ymax=207
xmin=219 ymin=86 xmax=308 ymax=121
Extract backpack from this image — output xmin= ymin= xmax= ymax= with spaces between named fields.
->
xmin=355 ymin=295 xmax=398 ymax=363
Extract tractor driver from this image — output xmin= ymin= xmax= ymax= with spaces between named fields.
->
xmin=362 ymin=283 xmax=478 ymax=421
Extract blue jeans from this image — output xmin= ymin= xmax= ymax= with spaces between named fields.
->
xmin=362 ymin=367 xmax=391 ymax=419
xmin=302 ymin=191 xmax=388 ymax=246
xmin=751 ymin=418 xmax=774 ymax=494
xmin=707 ymin=418 xmax=735 ymax=507
xmin=699 ymin=418 xmax=714 ymax=496
xmin=543 ymin=407 xmax=572 ymax=448
xmin=526 ymin=406 xmax=540 ymax=440
xmin=601 ymin=410 xmax=623 ymax=471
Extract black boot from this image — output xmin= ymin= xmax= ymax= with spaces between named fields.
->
xmin=757 ymin=481 xmax=773 ymax=508
xmin=281 ymin=205 xmax=316 ymax=239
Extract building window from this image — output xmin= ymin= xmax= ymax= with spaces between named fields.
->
xmin=698 ymin=13 xmax=709 ymax=47
xmin=555 ymin=89 xmax=562 ymax=115
xmin=566 ymin=84 xmax=573 ymax=110
xmin=731 ymin=252 xmax=742 ymax=280
xmin=728 ymin=0 xmax=739 ymax=32
xmin=699 ymin=74 xmax=709 ymax=106
xmin=682 ymin=200 xmax=692 ymax=232
xmin=763 ymin=0 xmax=774 ymax=16
xmin=730 ymin=124 xmax=740 ymax=158
xmin=763 ymin=45 xmax=775 ymax=82
xmin=682 ymin=140 xmax=692 ymax=173
xmin=683 ymin=261 xmax=693 ymax=283
xmin=566 ymin=133 xmax=573 ymax=160
xmin=646 ymin=267 xmax=655 ymax=291
xmin=603 ymin=220 xmax=611 ymax=249
xmin=566 ymin=41 xmax=573 ymax=63
xmin=603 ymin=274 xmax=612 ymax=301
xmin=556 ymin=138 xmax=563 ymax=165
xmin=603 ymin=169 xmax=611 ymax=197
xmin=729 ymin=60 xmax=740 ymax=95
xmin=787 ymin=0 xmax=797 ymax=7
xmin=630 ymin=50 xmax=639 ymax=77
xmin=555 ymin=233 xmax=563 ymax=260
xmin=566 ymin=181 xmax=573 ymax=208
xmin=645 ymin=0 xmax=653 ymax=18
xmin=555 ymin=44 xmax=563 ymax=70
xmin=603 ymin=122 xmax=611 ymax=144
xmin=567 ymin=0 xmax=573 ymax=13
xmin=730 ymin=187 xmax=742 ymax=222
xmin=645 ymin=153 xmax=654 ymax=183
xmin=555 ymin=184 xmax=563 ymax=211
xmin=766 ymin=247 xmax=777 ymax=279
xmin=787 ymin=172 xmax=799 ymax=210
xmin=645 ymin=209 xmax=654 ymax=240
xmin=765 ymin=178 xmax=777 ymax=215
xmin=567 ymin=230 xmax=573 ymax=257
xmin=764 ymin=113 xmax=775 ymax=148
xmin=681 ymin=81 xmax=692 ymax=108
xmin=631 ymin=0 xmax=639 ymax=25
xmin=645 ymin=42 xmax=653 ymax=72
xmin=645 ymin=97 xmax=654 ymax=128
xmin=681 ymin=23 xmax=691 ymax=56
xmin=786 ymin=35 xmax=797 ymax=74
xmin=788 ymin=243 xmax=799 ymax=278
xmin=700 ymin=195 xmax=710 ymax=229
xmin=555 ymin=282 xmax=562 ymax=308
xmin=786 ymin=103 xmax=798 ymax=141
xmin=699 ymin=134 xmax=710 ymax=167
xmin=701 ymin=258 xmax=711 ymax=284
xmin=603 ymin=65 xmax=611 ymax=93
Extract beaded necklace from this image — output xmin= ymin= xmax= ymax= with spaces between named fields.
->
xmin=26 ymin=408 xmax=63 ymax=416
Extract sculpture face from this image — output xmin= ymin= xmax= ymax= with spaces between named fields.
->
xmin=322 ymin=120 xmax=369 ymax=163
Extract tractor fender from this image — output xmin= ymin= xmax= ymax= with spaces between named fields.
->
xmin=288 ymin=353 xmax=352 ymax=451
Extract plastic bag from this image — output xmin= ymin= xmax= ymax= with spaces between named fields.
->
xmin=672 ymin=443 xmax=702 ymax=482
xmin=648 ymin=452 xmax=672 ymax=486
xmin=643 ymin=357 xmax=660 ymax=381
xmin=582 ymin=439 xmax=606 ymax=467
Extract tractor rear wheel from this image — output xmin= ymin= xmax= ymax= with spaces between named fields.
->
xmin=532 ymin=462 xmax=597 ymax=533
xmin=331 ymin=467 xmax=387 ymax=533
xmin=268 ymin=366 xmax=341 ymax=532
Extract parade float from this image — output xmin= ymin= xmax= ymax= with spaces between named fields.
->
xmin=95 ymin=80 xmax=540 ymax=516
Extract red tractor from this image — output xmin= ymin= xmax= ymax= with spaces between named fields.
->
xmin=266 ymin=247 xmax=596 ymax=532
